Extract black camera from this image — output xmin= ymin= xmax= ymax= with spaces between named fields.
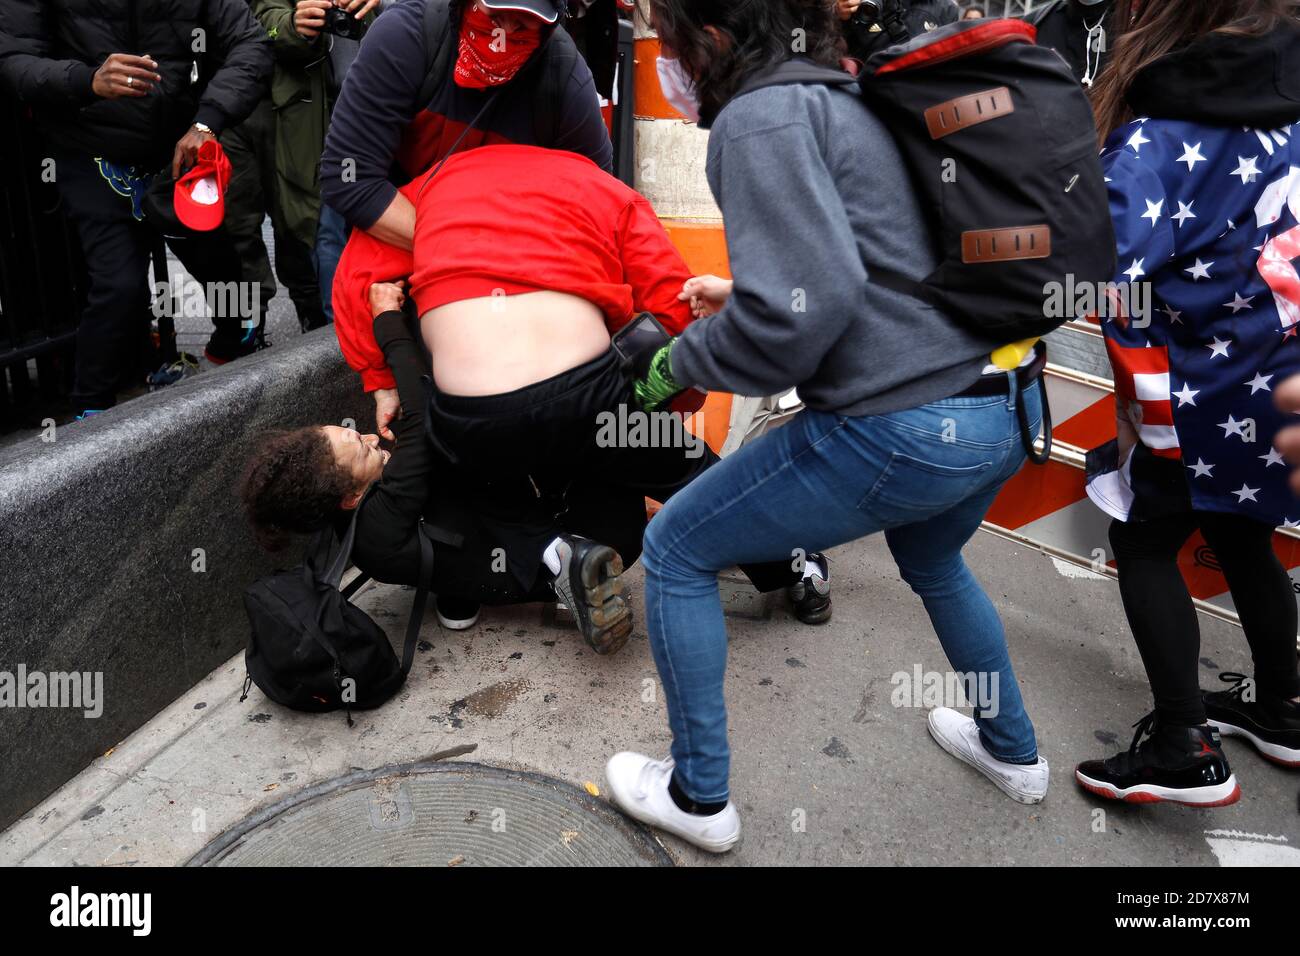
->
xmin=323 ymin=6 xmax=368 ymax=41
xmin=850 ymin=0 xmax=912 ymax=43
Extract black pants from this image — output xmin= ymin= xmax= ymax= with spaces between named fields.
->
xmin=52 ymin=149 xmax=250 ymax=413
xmin=416 ymin=481 xmax=651 ymax=605
xmin=428 ymin=348 xmax=800 ymax=594
xmin=221 ymin=99 xmax=324 ymax=332
xmin=1109 ymin=510 xmax=1300 ymax=727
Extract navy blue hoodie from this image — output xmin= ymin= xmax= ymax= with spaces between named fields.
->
xmin=320 ymin=0 xmax=612 ymax=229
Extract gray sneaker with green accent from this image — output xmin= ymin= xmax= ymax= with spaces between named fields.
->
xmin=550 ymin=535 xmax=632 ymax=655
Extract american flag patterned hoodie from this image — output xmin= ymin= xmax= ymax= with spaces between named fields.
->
xmin=1085 ymin=20 xmax=1300 ymax=528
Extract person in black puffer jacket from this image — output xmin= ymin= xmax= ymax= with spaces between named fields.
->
xmin=0 ymin=1 xmax=273 ymax=413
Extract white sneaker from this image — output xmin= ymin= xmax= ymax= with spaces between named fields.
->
xmin=435 ymin=596 xmax=480 ymax=630
xmin=604 ymin=752 xmax=741 ymax=854
xmin=927 ymin=707 xmax=1049 ymax=804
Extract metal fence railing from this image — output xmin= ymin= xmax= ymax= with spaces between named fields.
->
xmin=0 ymin=102 xmax=86 ymax=418
xmin=613 ymin=18 xmax=635 ymax=187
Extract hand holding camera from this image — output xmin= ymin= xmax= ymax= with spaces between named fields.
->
xmin=294 ymin=0 xmax=377 ymax=41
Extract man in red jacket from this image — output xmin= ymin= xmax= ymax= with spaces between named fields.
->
xmin=334 ymin=144 xmax=832 ymax=645
xmin=335 ymin=143 xmax=695 ymax=430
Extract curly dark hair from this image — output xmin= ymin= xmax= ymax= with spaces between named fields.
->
xmin=647 ymin=0 xmax=846 ymax=127
xmin=239 ymin=427 xmax=355 ymax=552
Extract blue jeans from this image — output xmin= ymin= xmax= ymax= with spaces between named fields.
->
xmin=313 ymin=203 xmax=349 ymax=323
xmin=641 ymin=377 xmax=1043 ymax=803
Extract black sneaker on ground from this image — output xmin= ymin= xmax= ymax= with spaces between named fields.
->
xmin=550 ymin=535 xmax=632 ymax=655
xmin=1074 ymin=712 xmax=1240 ymax=807
xmin=435 ymin=595 xmax=480 ymax=630
xmin=787 ymin=552 xmax=832 ymax=625
xmin=204 ymin=328 xmax=269 ymax=366
xmin=1204 ymin=671 xmax=1300 ymax=768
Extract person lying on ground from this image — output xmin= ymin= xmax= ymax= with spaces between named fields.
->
xmin=239 ymin=280 xmax=647 ymax=645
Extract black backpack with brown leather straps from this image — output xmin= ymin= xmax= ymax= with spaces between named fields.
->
xmin=736 ymin=16 xmax=1116 ymax=344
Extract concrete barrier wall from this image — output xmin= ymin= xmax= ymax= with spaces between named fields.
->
xmin=0 ymin=331 xmax=369 ymax=829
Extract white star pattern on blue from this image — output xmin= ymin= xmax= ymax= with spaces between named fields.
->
xmin=1231 ymin=484 xmax=1260 ymax=503
xmin=1089 ymin=117 xmax=1300 ymax=526
xmin=1177 ymin=141 xmax=1206 ymax=170
xmin=1229 ymin=155 xmax=1261 ymax=184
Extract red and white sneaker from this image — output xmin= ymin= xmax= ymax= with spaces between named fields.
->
xmin=1074 ymin=712 xmax=1240 ymax=807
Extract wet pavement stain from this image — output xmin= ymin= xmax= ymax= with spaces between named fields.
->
xmin=456 ymin=679 xmax=533 ymax=719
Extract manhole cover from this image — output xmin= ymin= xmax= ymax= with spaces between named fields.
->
xmin=188 ymin=761 xmax=673 ymax=867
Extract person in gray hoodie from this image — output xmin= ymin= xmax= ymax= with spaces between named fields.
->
xmin=604 ymin=0 xmax=1050 ymax=853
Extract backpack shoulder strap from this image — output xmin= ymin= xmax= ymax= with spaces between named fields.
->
xmin=317 ymin=492 xmax=432 ymax=679
xmin=732 ymin=60 xmax=928 ymax=306
xmin=399 ymin=521 xmax=436 ymax=676
xmin=734 ymin=58 xmax=857 ymax=100
xmin=417 ymin=0 xmax=457 ymax=111
xmin=318 ymin=486 xmax=373 ymax=588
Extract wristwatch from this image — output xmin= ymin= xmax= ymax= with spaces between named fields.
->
xmin=192 ymin=121 xmax=214 ymax=135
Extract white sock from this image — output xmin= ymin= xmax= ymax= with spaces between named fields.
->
xmin=541 ymin=536 xmax=564 ymax=577
xmin=802 ymin=554 xmax=827 ymax=581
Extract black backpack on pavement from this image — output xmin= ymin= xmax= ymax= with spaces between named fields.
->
xmin=737 ymin=16 xmax=1116 ymax=344
xmin=241 ymin=493 xmax=433 ymax=725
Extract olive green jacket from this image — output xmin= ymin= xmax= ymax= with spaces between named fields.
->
xmin=253 ymin=0 xmax=376 ymax=246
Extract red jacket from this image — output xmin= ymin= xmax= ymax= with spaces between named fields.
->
xmin=333 ymin=144 xmax=695 ymax=392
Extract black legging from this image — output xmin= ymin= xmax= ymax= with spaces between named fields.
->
xmin=1109 ymin=511 xmax=1300 ymax=727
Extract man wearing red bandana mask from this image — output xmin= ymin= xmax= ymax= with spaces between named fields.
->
xmin=455 ymin=3 xmax=544 ymax=88
xmin=321 ymin=0 xmax=611 ymax=252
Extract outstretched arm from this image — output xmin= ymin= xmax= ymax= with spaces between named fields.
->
xmin=352 ymin=284 xmax=440 ymax=582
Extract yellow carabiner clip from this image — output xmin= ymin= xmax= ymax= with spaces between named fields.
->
xmin=990 ymin=336 xmax=1039 ymax=371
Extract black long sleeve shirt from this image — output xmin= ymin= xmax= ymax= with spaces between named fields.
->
xmin=342 ymin=309 xmax=448 ymax=588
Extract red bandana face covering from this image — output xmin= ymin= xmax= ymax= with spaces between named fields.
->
xmin=453 ymin=6 xmax=543 ymax=89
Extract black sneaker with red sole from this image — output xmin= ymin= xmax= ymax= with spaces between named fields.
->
xmin=1204 ymin=671 xmax=1300 ymax=768
xmin=1075 ymin=713 xmax=1240 ymax=807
